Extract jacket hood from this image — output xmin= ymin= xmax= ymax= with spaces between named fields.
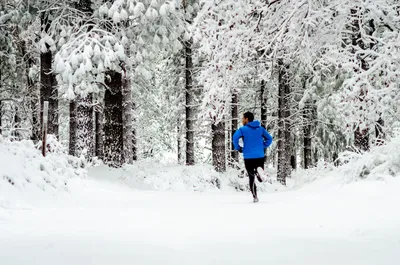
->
xmin=246 ymin=120 xmax=261 ymax=128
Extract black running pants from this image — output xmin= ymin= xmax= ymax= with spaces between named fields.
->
xmin=244 ymin=158 xmax=265 ymax=198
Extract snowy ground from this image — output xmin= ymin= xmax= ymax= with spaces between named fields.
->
xmin=1 ymin=165 xmax=400 ymax=265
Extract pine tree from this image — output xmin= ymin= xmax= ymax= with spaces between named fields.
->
xmin=94 ymin=101 xmax=104 ymax=159
xmin=104 ymin=71 xmax=123 ymax=166
xmin=40 ymin=12 xmax=58 ymax=138
xmin=212 ymin=121 xmax=226 ymax=172
xmin=230 ymin=92 xmax=239 ymax=166
xmin=74 ymin=0 xmax=95 ymax=160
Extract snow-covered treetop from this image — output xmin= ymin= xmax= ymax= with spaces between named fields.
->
xmin=97 ymin=0 xmax=186 ymax=76
xmin=195 ymin=0 xmax=252 ymax=124
xmin=54 ymin=0 xmax=188 ymax=99
xmin=54 ymin=27 xmax=123 ymax=100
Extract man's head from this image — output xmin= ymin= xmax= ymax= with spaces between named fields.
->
xmin=242 ymin=112 xmax=254 ymax=125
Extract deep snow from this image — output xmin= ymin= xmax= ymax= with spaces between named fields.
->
xmin=1 ymin=167 xmax=400 ymax=265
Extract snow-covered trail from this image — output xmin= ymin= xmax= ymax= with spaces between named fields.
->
xmin=1 ymin=174 xmax=400 ymax=265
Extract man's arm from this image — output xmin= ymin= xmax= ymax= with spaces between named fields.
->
xmin=232 ymin=128 xmax=243 ymax=151
xmin=262 ymin=128 xmax=273 ymax=148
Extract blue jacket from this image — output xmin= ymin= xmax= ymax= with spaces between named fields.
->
xmin=232 ymin=120 xmax=273 ymax=159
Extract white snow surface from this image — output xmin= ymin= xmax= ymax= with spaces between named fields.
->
xmin=1 ymin=138 xmax=400 ymax=264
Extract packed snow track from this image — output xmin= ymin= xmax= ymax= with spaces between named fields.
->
xmin=1 ymin=174 xmax=400 ymax=265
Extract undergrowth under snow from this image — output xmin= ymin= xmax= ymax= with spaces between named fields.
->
xmin=0 ymin=136 xmax=86 ymax=208
xmin=2 ymin=133 xmax=400 ymax=208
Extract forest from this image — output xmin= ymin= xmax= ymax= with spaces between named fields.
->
xmin=1 ymin=0 xmax=399 ymax=186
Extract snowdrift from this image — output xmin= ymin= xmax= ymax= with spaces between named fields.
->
xmin=100 ymin=161 xmax=286 ymax=193
xmin=0 ymin=137 xmax=86 ymax=208
xmin=293 ymin=133 xmax=400 ymax=187
xmin=338 ymin=135 xmax=400 ymax=181
xmin=2 ymin=131 xmax=400 ymax=207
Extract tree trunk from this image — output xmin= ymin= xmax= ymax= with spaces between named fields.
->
xmin=12 ymin=106 xmax=21 ymax=140
xmin=95 ymin=108 xmax=104 ymax=159
xmin=69 ymin=102 xmax=76 ymax=156
xmin=351 ymin=7 xmax=370 ymax=152
xmin=75 ymin=0 xmax=93 ymax=12
xmin=212 ymin=121 xmax=226 ymax=172
xmin=132 ymin=127 xmax=137 ymax=161
xmin=260 ymin=79 xmax=267 ymax=128
xmin=277 ymin=82 xmax=286 ymax=184
xmin=104 ymin=71 xmax=123 ymax=167
xmin=122 ymin=68 xmax=133 ymax=164
xmin=75 ymin=94 xmax=94 ymax=160
xmin=132 ymin=101 xmax=137 ymax=161
xmin=0 ymin=100 xmax=2 ymax=136
xmin=375 ymin=117 xmax=385 ymax=146
xmin=230 ymin=92 xmax=239 ymax=166
xmin=40 ymin=50 xmax=58 ymax=138
xmin=303 ymin=104 xmax=312 ymax=169
xmin=26 ymin=54 xmax=40 ymax=142
xmin=313 ymin=149 xmax=319 ymax=166
xmin=333 ymin=152 xmax=339 ymax=167
xmin=283 ymin=65 xmax=292 ymax=176
xmin=177 ymin=117 xmax=182 ymax=164
xmin=69 ymin=101 xmax=76 ymax=156
xmin=185 ymin=38 xmax=195 ymax=166
xmin=290 ymin=135 xmax=296 ymax=170
xmin=354 ymin=127 xmax=369 ymax=152
xmin=31 ymin=87 xmax=40 ymax=142
xmin=277 ymin=59 xmax=290 ymax=185
xmin=68 ymin=0 xmax=94 ymax=159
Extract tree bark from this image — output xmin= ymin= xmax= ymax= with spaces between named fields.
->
xmin=11 ymin=106 xmax=21 ymax=140
xmin=277 ymin=59 xmax=291 ymax=185
xmin=122 ymin=68 xmax=133 ymax=164
xmin=30 ymin=83 xmax=40 ymax=142
xmin=290 ymin=135 xmax=296 ymax=170
xmin=177 ymin=117 xmax=182 ymax=164
xmin=212 ymin=121 xmax=226 ymax=172
xmin=40 ymin=10 xmax=58 ymax=139
xmin=283 ymin=64 xmax=292 ymax=176
xmin=75 ymin=94 xmax=94 ymax=160
xmin=354 ymin=127 xmax=369 ymax=152
xmin=68 ymin=0 xmax=94 ymax=159
xmin=375 ymin=117 xmax=385 ymax=146
xmin=104 ymin=71 xmax=123 ymax=167
xmin=132 ymin=101 xmax=137 ymax=161
xmin=69 ymin=101 xmax=76 ymax=156
xmin=95 ymin=108 xmax=104 ymax=159
xmin=260 ymin=79 xmax=267 ymax=128
xmin=132 ymin=127 xmax=137 ymax=161
xmin=40 ymin=50 xmax=58 ymax=138
xmin=185 ymin=38 xmax=195 ymax=166
xmin=75 ymin=0 xmax=93 ymax=13
xmin=0 ymin=100 xmax=2 ymax=136
xmin=303 ymin=103 xmax=312 ymax=169
xmin=230 ymin=92 xmax=239 ymax=166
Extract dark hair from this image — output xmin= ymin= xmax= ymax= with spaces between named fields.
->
xmin=243 ymin=112 xmax=254 ymax=122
